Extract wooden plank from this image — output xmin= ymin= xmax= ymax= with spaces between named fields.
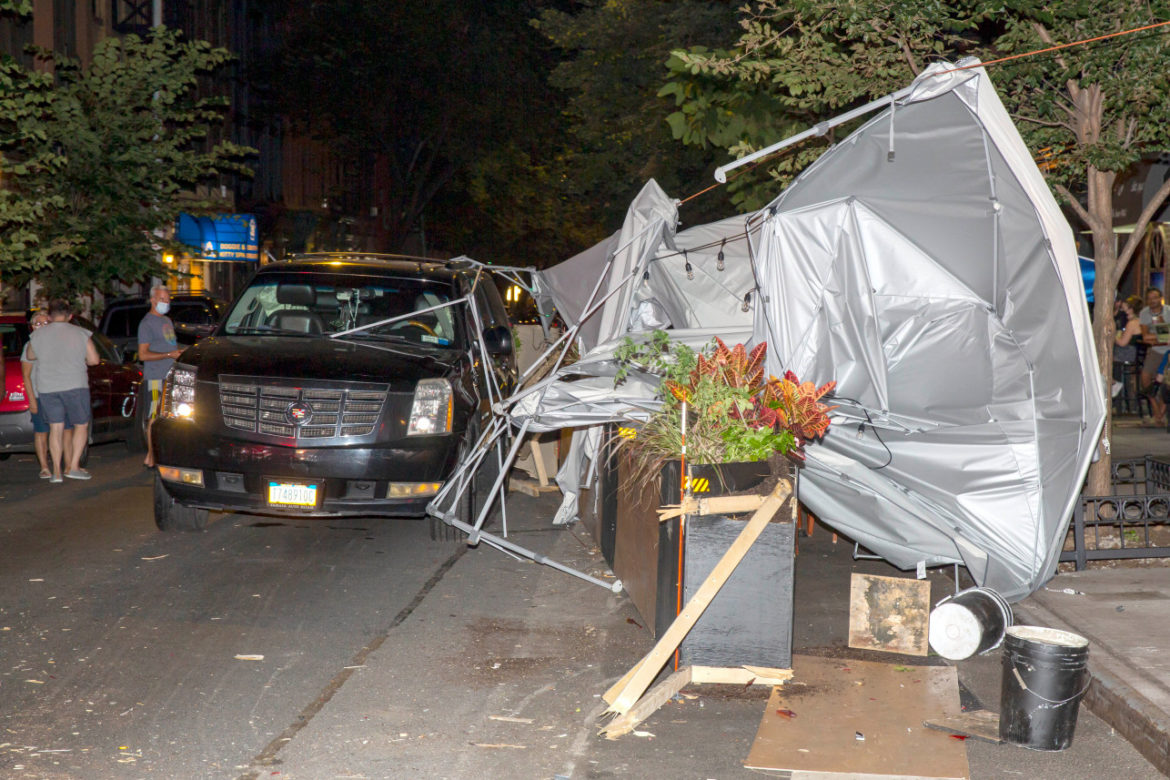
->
xmin=601 ymin=667 xmax=693 ymax=739
xmin=848 ymin=573 xmax=931 ymax=656
xmin=508 ymin=476 xmax=558 ymax=497
xmin=531 ymin=439 xmax=552 ymax=481
xmin=657 ymin=494 xmax=766 ymax=522
xmin=604 ymin=480 xmax=791 ymax=714
xmin=744 ymin=655 xmax=969 ymax=778
xmin=690 ymin=665 xmax=794 ymax=686
xmin=923 ymin=710 xmax=1002 ymax=744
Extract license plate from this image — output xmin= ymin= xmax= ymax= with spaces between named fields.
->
xmin=268 ymin=481 xmax=318 ymax=507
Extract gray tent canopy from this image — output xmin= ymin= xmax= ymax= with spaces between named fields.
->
xmin=744 ymin=59 xmax=1104 ymax=601
xmin=429 ymin=59 xmax=1104 ymax=602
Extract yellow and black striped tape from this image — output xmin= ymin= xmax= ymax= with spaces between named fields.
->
xmin=617 ymin=426 xmax=637 ymax=440
xmin=685 ymin=477 xmax=710 ymax=493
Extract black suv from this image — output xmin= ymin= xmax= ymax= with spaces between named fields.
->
xmin=151 ymin=254 xmax=516 ymax=531
xmin=100 ymin=293 xmax=225 ymax=358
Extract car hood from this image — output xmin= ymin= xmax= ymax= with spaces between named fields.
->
xmin=183 ymin=335 xmax=463 ymax=392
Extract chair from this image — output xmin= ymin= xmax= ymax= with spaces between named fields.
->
xmin=1115 ymin=361 xmax=1152 ymax=418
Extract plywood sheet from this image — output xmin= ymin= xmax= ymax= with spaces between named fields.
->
xmin=744 ymin=654 xmax=969 ymax=779
xmin=849 ymin=573 xmax=930 ymax=656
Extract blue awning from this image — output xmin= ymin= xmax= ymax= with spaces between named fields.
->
xmin=1079 ymin=256 xmax=1094 ymax=303
xmin=175 ymin=213 xmax=259 ymax=261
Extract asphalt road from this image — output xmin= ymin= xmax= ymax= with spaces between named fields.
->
xmin=0 ymin=443 xmax=1163 ymax=779
xmin=0 ymin=444 xmax=458 ymax=778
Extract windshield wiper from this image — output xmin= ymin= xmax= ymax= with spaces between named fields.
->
xmin=333 ymin=331 xmax=413 ymax=343
xmin=228 ymin=327 xmax=324 ymax=336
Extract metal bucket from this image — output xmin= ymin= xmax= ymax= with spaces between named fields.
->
xmin=928 ymin=586 xmax=1013 ymax=660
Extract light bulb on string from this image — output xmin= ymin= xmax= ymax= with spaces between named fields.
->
xmin=684 ymin=250 xmax=693 ymax=281
xmin=741 ymin=291 xmax=752 ymax=313
xmin=717 ymin=238 xmax=725 ymax=272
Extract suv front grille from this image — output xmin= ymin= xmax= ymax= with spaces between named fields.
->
xmin=219 ymin=379 xmax=389 ymax=440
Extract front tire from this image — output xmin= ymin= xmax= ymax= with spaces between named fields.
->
xmin=154 ymin=473 xmax=208 ymax=532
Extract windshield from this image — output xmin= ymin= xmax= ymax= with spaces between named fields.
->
xmin=222 ymin=271 xmax=463 ymax=348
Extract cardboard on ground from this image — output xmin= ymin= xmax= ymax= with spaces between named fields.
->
xmin=848 ymin=572 xmax=930 ymax=656
xmin=744 ymin=654 xmax=969 ymax=779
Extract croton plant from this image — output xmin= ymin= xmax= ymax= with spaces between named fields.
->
xmin=618 ymin=334 xmax=835 ymax=465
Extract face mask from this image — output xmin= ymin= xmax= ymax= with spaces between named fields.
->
xmin=155 ymin=301 xmax=170 ymax=315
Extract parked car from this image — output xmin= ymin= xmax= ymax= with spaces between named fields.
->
xmin=99 ymin=293 xmax=225 ymax=359
xmin=0 ymin=313 xmax=146 ymax=459
xmin=151 ymin=254 xmax=517 ymax=531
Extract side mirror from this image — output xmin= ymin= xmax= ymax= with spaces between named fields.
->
xmin=481 ymin=325 xmax=513 ymax=357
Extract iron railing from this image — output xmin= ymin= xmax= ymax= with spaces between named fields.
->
xmin=1063 ymin=456 xmax=1170 ymax=570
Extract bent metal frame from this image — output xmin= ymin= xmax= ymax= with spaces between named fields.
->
xmin=412 ymin=246 xmax=660 ymax=594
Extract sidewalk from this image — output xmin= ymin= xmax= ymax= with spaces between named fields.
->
xmin=1011 ymin=417 xmax=1170 ymax=775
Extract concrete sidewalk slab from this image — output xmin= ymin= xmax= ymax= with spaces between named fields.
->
xmin=1015 ymin=416 xmax=1170 ymax=775
xmin=1016 ymin=570 xmax=1170 ymax=775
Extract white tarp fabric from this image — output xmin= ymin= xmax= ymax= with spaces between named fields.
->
xmin=520 ymin=59 xmax=1103 ymax=601
xmin=749 ymin=59 xmax=1105 ymax=601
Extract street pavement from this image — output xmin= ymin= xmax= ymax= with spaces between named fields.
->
xmin=2 ymin=422 xmax=1169 ymax=778
xmin=258 ymin=422 xmax=1170 ymax=778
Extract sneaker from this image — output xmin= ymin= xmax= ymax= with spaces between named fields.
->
xmin=38 ymin=469 xmax=51 ymax=479
xmin=49 ymin=475 xmax=63 ymax=483
xmin=65 ymin=469 xmax=92 ymax=480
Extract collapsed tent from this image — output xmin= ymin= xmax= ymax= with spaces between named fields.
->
xmin=483 ymin=58 xmax=1104 ymax=602
xmin=744 ymin=59 xmax=1105 ymax=601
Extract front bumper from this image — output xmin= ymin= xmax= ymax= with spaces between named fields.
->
xmin=153 ymin=418 xmax=463 ymax=518
xmin=0 ymin=410 xmax=35 ymax=453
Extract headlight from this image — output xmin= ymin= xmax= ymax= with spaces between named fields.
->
xmin=162 ymin=363 xmax=198 ymax=420
xmin=407 ymin=378 xmax=452 ymax=435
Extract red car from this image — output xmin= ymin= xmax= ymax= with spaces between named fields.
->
xmin=0 ymin=313 xmax=145 ymax=460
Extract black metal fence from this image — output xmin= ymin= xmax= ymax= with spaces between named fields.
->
xmin=1062 ymin=456 xmax=1170 ymax=570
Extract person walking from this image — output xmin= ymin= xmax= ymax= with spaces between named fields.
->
xmin=20 ymin=309 xmax=53 ymax=478
xmin=138 ymin=285 xmax=183 ymax=468
xmin=26 ymin=299 xmax=99 ymax=482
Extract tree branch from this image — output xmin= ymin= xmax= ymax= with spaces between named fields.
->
xmin=1014 ymin=114 xmax=1075 ymax=133
xmin=1031 ymin=21 xmax=1072 ymax=78
xmin=1116 ymin=174 xmax=1170 ymax=284
xmin=1055 ymin=182 xmax=1097 ymax=231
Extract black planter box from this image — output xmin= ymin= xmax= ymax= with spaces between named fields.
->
xmin=612 ymin=455 xmax=796 ymax=670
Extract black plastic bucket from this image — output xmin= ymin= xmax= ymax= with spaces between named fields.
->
xmin=998 ymin=626 xmax=1091 ymax=751
xmin=928 ymin=587 xmax=1013 ymax=660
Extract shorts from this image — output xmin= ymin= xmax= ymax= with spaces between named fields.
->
xmin=1142 ymin=348 xmax=1168 ymax=377
xmin=29 ymin=398 xmax=49 ymax=433
xmin=146 ymin=379 xmax=164 ymax=420
xmin=39 ymin=386 xmax=91 ymax=427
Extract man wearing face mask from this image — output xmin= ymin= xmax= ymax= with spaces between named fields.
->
xmin=138 ymin=285 xmax=183 ymax=468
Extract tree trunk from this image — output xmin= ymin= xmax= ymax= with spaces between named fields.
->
xmin=1085 ymin=166 xmax=1116 ymax=497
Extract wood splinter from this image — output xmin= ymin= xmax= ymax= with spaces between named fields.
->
xmin=657 ymin=494 xmax=766 ymax=522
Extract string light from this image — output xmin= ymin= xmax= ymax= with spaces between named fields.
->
xmin=717 ymin=238 xmax=725 ymax=272
xmin=684 ymin=250 xmax=693 ymax=281
xmin=741 ymin=291 xmax=752 ymax=312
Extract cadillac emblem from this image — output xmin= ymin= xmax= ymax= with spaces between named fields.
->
xmin=285 ymin=401 xmax=313 ymax=426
